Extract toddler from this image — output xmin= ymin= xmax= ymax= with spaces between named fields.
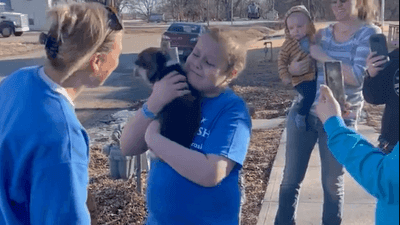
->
xmin=278 ymin=5 xmax=317 ymax=130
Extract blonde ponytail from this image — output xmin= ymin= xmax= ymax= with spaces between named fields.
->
xmin=44 ymin=2 xmax=122 ymax=77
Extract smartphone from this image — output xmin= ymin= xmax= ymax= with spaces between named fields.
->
xmin=324 ymin=61 xmax=346 ymax=110
xmin=370 ymin=34 xmax=390 ymax=69
xmin=369 ymin=34 xmax=389 ymax=58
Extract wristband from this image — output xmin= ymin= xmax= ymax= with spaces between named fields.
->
xmin=364 ymin=69 xmax=371 ymax=79
xmin=142 ymin=103 xmax=157 ymax=120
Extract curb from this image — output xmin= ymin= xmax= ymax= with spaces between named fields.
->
xmin=256 ymin=127 xmax=286 ymax=225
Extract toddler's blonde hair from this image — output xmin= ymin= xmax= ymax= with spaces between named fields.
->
xmin=206 ymin=28 xmax=247 ymax=84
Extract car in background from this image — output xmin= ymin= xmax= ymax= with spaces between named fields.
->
xmin=161 ymin=22 xmax=210 ymax=62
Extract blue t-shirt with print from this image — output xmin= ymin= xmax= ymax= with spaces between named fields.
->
xmin=146 ymin=88 xmax=252 ymax=225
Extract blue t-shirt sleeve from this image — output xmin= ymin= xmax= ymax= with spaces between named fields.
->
xmin=30 ymin=162 xmax=90 ymax=225
xmin=324 ymin=116 xmax=399 ymax=204
xmin=28 ymin=104 xmax=90 ymax=224
xmin=202 ymin=101 xmax=252 ymax=166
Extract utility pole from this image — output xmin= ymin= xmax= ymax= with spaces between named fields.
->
xmin=207 ymin=0 xmax=210 ymax=26
xmin=106 ymin=0 xmax=115 ymax=7
xmin=231 ymin=0 xmax=233 ymax=25
xmin=381 ymin=0 xmax=385 ymax=29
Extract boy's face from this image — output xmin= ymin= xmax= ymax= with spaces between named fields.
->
xmin=287 ymin=12 xmax=310 ymax=41
xmin=185 ymin=34 xmax=230 ymax=97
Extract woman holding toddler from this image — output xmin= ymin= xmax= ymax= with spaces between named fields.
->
xmin=275 ymin=0 xmax=381 ymax=224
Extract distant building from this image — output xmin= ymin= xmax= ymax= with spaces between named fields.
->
xmin=0 ymin=0 xmax=12 ymax=11
xmin=149 ymin=13 xmax=165 ymax=23
xmin=7 ymin=0 xmax=54 ymax=31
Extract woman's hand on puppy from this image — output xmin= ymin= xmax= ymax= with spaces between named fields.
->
xmin=147 ymin=72 xmax=191 ymax=114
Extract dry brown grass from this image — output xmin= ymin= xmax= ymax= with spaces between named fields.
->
xmin=0 ymin=41 xmax=42 ymax=58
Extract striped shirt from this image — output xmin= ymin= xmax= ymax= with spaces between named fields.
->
xmin=278 ymin=37 xmax=316 ymax=87
xmin=307 ymin=24 xmax=381 ymax=120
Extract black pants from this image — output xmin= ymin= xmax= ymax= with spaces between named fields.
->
xmin=294 ymin=80 xmax=317 ymax=116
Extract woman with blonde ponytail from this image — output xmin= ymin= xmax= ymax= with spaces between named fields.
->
xmin=274 ymin=0 xmax=381 ymax=224
xmin=0 ymin=2 xmax=123 ymax=224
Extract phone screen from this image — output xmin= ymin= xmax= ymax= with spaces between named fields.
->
xmin=324 ymin=61 xmax=346 ymax=109
xmin=369 ymin=34 xmax=389 ymax=57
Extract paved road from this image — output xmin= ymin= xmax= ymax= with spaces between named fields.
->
xmin=123 ymin=19 xmax=284 ymax=28
xmin=0 ymin=32 xmax=161 ymax=126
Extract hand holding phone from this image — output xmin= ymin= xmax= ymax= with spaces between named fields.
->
xmin=369 ymin=34 xmax=390 ymax=68
xmin=324 ymin=61 xmax=347 ymax=111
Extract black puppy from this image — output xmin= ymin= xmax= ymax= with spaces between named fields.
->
xmin=134 ymin=47 xmax=201 ymax=148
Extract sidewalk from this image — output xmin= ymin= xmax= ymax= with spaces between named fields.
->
xmin=254 ymin=119 xmax=379 ymax=225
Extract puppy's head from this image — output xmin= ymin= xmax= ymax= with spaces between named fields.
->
xmin=134 ymin=47 xmax=169 ymax=85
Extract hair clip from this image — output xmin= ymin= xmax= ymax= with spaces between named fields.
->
xmin=39 ymin=32 xmax=47 ymax=45
xmin=45 ymin=35 xmax=61 ymax=59
xmin=40 ymin=32 xmax=62 ymax=59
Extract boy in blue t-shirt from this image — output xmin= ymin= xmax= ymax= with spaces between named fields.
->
xmin=121 ymin=28 xmax=252 ymax=224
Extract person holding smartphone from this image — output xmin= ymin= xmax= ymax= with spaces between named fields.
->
xmin=316 ymin=84 xmax=399 ymax=225
xmin=363 ymin=42 xmax=399 ymax=154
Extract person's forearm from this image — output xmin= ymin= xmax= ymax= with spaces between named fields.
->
xmin=310 ymin=45 xmax=335 ymax=62
xmin=324 ymin=116 xmax=399 ymax=203
xmin=120 ymin=109 xmax=153 ymax=156
xmin=311 ymin=46 xmax=359 ymax=86
xmin=148 ymin=133 xmax=219 ymax=187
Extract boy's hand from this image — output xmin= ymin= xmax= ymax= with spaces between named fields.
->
xmin=289 ymin=54 xmax=311 ymax=76
xmin=145 ymin=120 xmax=161 ymax=147
xmin=147 ymin=72 xmax=190 ymax=115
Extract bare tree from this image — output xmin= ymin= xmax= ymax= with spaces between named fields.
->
xmin=65 ymin=0 xmax=127 ymax=13
xmin=131 ymin=0 xmax=158 ymax=21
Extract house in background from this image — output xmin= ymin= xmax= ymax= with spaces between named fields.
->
xmin=7 ymin=0 xmax=117 ymax=31
xmin=0 ymin=0 xmax=12 ymax=11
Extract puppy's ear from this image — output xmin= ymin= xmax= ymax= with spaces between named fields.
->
xmin=156 ymin=52 xmax=168 ymax=68
xmin=161 ymin=41 xmax=171 ymax=54
xmin=134 ymin=59 xmax=141 ymax=66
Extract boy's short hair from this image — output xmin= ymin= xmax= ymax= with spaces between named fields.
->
xmin=207 ymin=28 xmax=247 ymax=81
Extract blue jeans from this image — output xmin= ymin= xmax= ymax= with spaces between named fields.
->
xmin=274 ymin=103 xmax=357 ymax=225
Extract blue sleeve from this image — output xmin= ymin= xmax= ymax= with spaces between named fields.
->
xmin=324 ymin=116 xmax=399 ymax=204
xmin=29 ymin=103 xmax=91 ymax=224
xmin=203 ymin=102 xmax=252 ymax=166
xmin=30 ymin=162 xmax=90 ymax=225
xmin=352 ymin=27 xmax=380 ymax=86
